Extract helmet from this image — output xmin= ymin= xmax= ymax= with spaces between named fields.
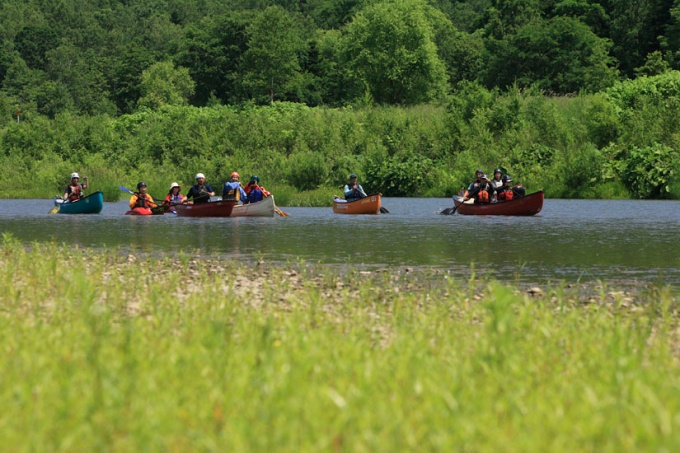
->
xmin=230 ymin=172 xmax=240 ymax=178
xmin=502 ymin=175 xmax=513 ymax=183
xmin=349 ymin=173 xmax=358 ymax=179
xmin=169 ymin=182 xmax=180 ymax=190
xmin=494 ymin=168 xmax=502 ymax=175
xmin=475 ymin=169 xmax=484 ymax=175
xmin=250 ymin=175 xmax=259 ymax=183
xmin=137 ymin=182 xmax=147 ymax=189
xmin=196 ymin=173 xmax=205 ymax=180
xmin=71 ymin=172 xmax=80 ymax=179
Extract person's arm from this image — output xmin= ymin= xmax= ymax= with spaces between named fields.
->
xmin=262 ymin=186 xmax=271 ymax=197
xmin=147 ymin=194 xmax=158 ymax=208
xmin=63 ymin=186 xmax=70 ymax=200
xmin=344 ymin=184 xmax=352 ymax=198
xmin=358 ymin=185 xmax=367 ymax=197
xmin=206 ymin=185 xmax=215 ymax=197
xmin=129 ymin=195 xmax=138 ymax=209
xmin=82 ymin=176 xmax=89 ymax=190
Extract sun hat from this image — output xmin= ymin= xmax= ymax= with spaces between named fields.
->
xmin=170 ymin=182 xmax=180 ymax=190
xmin=71 ymin=172 xmax=80 ymax=179
xmin=196 ymin=173 xmax=205 ymax=179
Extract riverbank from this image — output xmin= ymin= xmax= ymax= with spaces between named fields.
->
xmin=1 ymin=241 xmax=679 ymax=450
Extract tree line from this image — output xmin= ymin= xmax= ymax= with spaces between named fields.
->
xmin=0 ymin=0 xmax=679 ymax=116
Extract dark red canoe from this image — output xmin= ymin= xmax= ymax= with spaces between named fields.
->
xmin=173 ymin=200 xmax=237 ymax=217
xmin=452 ymin=190 xmax=544 ymax=216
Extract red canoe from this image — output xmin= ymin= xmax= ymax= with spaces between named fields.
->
xmin=173 ymin=200 xmax=237 ymax=217
xmin=452 ymin=190 xmax=544 ymax=216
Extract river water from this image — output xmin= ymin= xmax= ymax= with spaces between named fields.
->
xmin=2 ymin=197 xmax=679 ymax=286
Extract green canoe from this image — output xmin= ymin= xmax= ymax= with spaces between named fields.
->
xmin=54 ymin=191 xmax=104 ymax=214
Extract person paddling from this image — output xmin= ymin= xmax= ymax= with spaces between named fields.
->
xmin=163 ymin=182 xmax=186 ymax=212
xmin=344 ymin=173 xmax=367 ymax=201
xmin=185 ymin=173 xmax=215 ymax=204
xmin=244 ymin=175 xmax=271 ymax=203
xmin=222 ymin=172 xmax=247 ymax=203
xmin=129 ymin=182 xmax=158 ymax=210
xmin=63 ymin=172 xmax=89 ymax=202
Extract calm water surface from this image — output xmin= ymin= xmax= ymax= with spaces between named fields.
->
xmin=2 ymin=198 xmax=679 ymax=285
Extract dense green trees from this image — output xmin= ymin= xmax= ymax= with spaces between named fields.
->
xmin=0 ymin=0 xmax=679 ymax=200
xmin=2 ymin=0 xmax=680 ymax=114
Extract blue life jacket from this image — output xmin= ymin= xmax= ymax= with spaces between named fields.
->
xmin=248 ymin=188 xmax=264 ymax=203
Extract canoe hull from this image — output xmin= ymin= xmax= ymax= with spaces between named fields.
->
xmin=174 ymin=200 xmax=237 ymax=217
xmin=453 ymin=190 xmax=544 ymax=216
xmin=55 ymin=191 xmax=104 ymax=214
xmin=125 ymin=207 xmax=153 ymax=216
xmin=332 ymin=194 xmax=382 ymax=215
xmin=231 ymin=195 xmax=276 ymax=217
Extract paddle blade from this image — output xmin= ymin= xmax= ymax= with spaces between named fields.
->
xmin=440 ymin=206 xmax=457 ymax=215
xmin=274 ymin=205 xmax=289 ymax=217
xmin=48 ymin=206 xmax=60 ymax=214
xmin=379 ymin=207 xmax=389 ymax=214
xmin=119 ymin=185 xmax=135 ymax=195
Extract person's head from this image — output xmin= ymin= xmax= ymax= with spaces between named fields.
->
xmin=249 ymin=175 xmax=260 ymax=185
xmin=230 ymin=172 xmax=240 ymax=182
xmin=349 ymin=173 xmax=358 ymax=182
xmin=481 ymin=174 xmax=489 ymax=182
xmin=502 ymin=175 xmax=513 ymax=185
xmin=70 ymin=172 xmax=80 ymax=183
xmin=494 ymin=168 xmax=502 ymax=180
xmin=137 ymin=181 xmax=147 ymax=192
xmin=196 ymin=173 xmax=206 ymax=184
xmin=169 ymin=182 xmax=181 ymax=194
xmin=475 ymin=169 xmax=484 ymax=180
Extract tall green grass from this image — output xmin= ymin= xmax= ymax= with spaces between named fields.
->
xmin=1 ymin=238 xmax=680 ymax=450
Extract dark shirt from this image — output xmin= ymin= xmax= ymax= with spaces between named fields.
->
xmin=186 ymin=184 xmax=214 ymax=203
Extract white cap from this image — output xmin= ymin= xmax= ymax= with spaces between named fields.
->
xmin=71 ymin=172 xmax=80 ymax=179
xmin=170 ymin=182 xmax=180 ymax=189
xmin=196 ymin=173 xmax=205 ymax=179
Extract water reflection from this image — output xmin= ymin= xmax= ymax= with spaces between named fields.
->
xmin=3 ymin=198 xmax=680 ymax=285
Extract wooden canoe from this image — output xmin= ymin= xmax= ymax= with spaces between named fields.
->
xmin=332 ymin=194 xmax=382 ymax=215
xmin=54 ymin=191 xmax=104 ymax=214
xmin=452 ymin=190 xmax=544 ymax=216
xmin=173 ymin=199 xmax=237 ymax=217
xmin=231 ymin=195 xmax=276 ymax=217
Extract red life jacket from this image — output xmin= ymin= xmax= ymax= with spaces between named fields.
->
xmin=476 ymin=190 xmax=489 ymax=203
xmin=67 ymin=184 xmax=82 ymax=202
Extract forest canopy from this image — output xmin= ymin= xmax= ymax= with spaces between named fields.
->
xmin=1 ymin=0 xmax=679 ymax=117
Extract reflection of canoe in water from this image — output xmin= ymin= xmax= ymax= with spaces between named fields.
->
xmin=231 ymin=195 xmax=276 ymax=217
xmin=174 ymin=200 xmax=237 ymax=217
xmin=332 ymin=194 xmax=382 ymax=215
xmin=452 ymin=190 xmax=544 ymax=216
xmin=124 ymin=207 xmax=160 ymax=215
xmin=54 ymin=191 xmax=104 ymax=214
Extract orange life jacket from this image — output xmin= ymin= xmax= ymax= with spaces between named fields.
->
xmin=476 ymin=190 xmax=489 ymax=203
xmin=67 ymin=184 xmax=82 ymax=202
xmin=135 ymin=193 xmax=150 ymax=208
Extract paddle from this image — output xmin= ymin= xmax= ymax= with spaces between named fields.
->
xmin=119 ymin=185 xmax=164 ymax=204
xmin=440 ymin=206 xmax=458 ymax=215
xmin=379 ymin=207 xmax=389 ymax=214
xmin=49 ymin=196 xmax=64 ymax=214
xmin=274 ymin=204 xmax=289 ymax=217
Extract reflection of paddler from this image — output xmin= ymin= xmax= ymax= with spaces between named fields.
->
xmin=185 ymin=173 xmax=215 ymax=204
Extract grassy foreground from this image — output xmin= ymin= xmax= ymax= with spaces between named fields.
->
xmin=1 ymin=240 xmax=680 ymax=451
